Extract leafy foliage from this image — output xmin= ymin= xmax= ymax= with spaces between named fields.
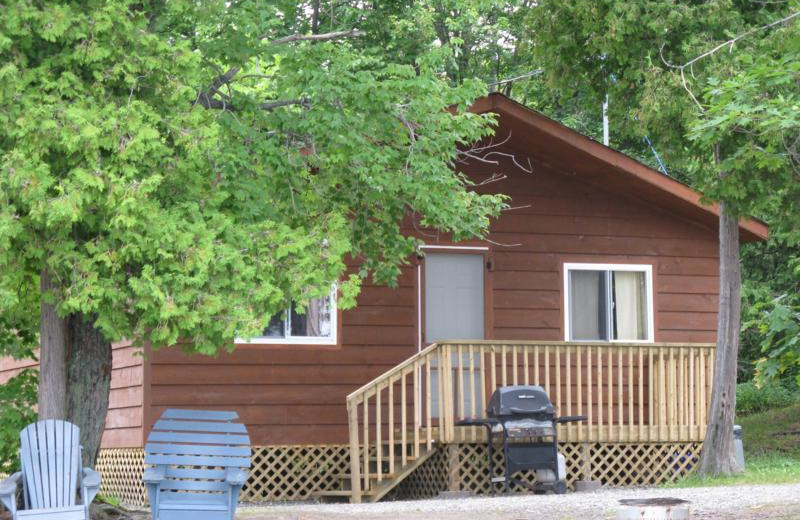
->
xmin=0 ymin=1 xmax=507 ymax=356
xmin=736 ymin=380 xmax=798 ymax=416
xmin=520 ymin=0 xmax=800 ymax=474
xmin=740 ymin=242 xmax=800 ymax=381
xmin=750 ymin=292 xmax=800 ymax=387
xmin=0 ymin=370 xmax=38 ymax=474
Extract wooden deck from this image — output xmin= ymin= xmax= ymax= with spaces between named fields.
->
xmin=342 ymin=340 xmax=715 ymax=503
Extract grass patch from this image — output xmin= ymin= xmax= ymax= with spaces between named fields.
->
xmin=663 ymin=454 xmax=800 ymax=488
xmin=664 ymin=402 xmax=800 ymax=488
xmin=738 ymin=402 xmax=800 ymax=458
xmin=95 ymin=494 xmax=122 ymax=506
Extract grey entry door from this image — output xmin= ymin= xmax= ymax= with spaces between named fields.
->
xmin=424 ymin=253 xmax=485 ymax=342
xmin=424 ymin=253 xmax=485 ymax=417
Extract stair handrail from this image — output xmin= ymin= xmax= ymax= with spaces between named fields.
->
xmin=347 ymin=342 xmax=441 ymax=402
xmin=346 ymin=341 xmax=446 ymax=503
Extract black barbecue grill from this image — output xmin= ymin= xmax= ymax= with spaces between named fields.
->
xmin=456 ymin=385 xmax=586 ymax=494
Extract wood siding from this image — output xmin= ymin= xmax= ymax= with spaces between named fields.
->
xmin=0 ymin=342 xmax=144 ymax=448
xmin=147 ymin=153 xmax=721 ymax=446
xmin=103 ymin=341 xmax=144 ymax=448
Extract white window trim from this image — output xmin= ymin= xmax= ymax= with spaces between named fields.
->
xmin=563 ymin=263 xmax=654 ymax=343
xmin=235 ymin=290 xmax=338 ymax=345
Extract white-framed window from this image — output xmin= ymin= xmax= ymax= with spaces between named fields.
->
xmin=235 ymin=289 xmax=337 ymax=345
xmin=563 ymin=263 xmax=654 ymax=343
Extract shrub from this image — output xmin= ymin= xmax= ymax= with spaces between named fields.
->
xmin=0 ymin=369 xmax=38 ymax=474
xmin=736 ymin=380 xmax=797 ymax=416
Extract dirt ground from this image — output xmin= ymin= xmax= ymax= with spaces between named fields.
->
xmin=237 ymin=483 xmax=800 ymax=520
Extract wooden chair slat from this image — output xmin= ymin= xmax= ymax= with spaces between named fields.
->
xmin=158 ymin=480 xmax=230 ymax=492
xmin=144 ymin=453 xmax=251 ymax=468
xmin=160 ymin=410 xmax=239 ymax=421
xmin=47 ymin=420 xmax=57 ymax=508
xmin=145 ymin=443 xmax=250 ymax=457
xmin=15 ymin=505 xmax=86 ymax=520
xmin=157 ymin=493 xmax=228 ymax=510
xmin=164 ymin=468 xmax=227 ymax=480
xmin=66 ymin=424 xmax=79 ymax=509
xmin=147 ymin=432 xmax=250 ymax=445
xmin=55 ymin=421 xmax=65 ymax=506
xmin=153 ymin=419 xmax=247 ymax=434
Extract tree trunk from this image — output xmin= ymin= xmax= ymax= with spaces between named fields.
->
xmin=66 ymin=313 xmax=113 ymax=467
xmin=311 ymin=0 xmax=320 ymax=34
xmin=697 ymin=202 xmax=743 ymax=476
xmin=38 ymin=269 xmax=68 ymax=420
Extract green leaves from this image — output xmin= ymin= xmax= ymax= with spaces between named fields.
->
xmin=0 ymin=370 xmax=38 ymax=473
xmin=753 ymin=295 xmax=800 ymax=387
xmin=0 ymin=1 xmax=505 ymax=358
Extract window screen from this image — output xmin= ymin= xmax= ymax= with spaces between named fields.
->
xmin=568 ymin=267 xmax=649 ymax=341
xmin=262 ymin=293 xmax=335 ymax=340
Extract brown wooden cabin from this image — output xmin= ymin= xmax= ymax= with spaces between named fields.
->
xmin=0 ymin=94 xmax=768 ymax=504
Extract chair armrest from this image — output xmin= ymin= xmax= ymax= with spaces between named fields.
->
xmin=82 ymin=468 xmax=101 ymax=489
xmin=143 ymin=465 xmax=166 ymax=484
xmin=0 ymin=472 xmax=22 ymax=513
xmin=0 ymin=472 xmax=22 ymax=496
xmin=81 ymin=468 xmax=101 ymax=506
xmin=225 ymin=468 xmax=248 ymax=487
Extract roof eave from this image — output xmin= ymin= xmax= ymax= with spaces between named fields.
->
xmin=470 ymin=93 xmax=768 ymax=243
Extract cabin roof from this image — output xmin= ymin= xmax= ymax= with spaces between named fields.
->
xmin=471 ymin=93 xmax=768 ymax=243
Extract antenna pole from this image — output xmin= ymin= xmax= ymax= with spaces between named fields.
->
xmin=602 ymin=93 xmax=609 ymax=146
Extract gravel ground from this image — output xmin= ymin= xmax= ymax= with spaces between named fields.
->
xmin=238 ymin=483 xmax=800 ymax=520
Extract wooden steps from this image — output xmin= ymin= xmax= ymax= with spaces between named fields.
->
xmin=312 ymin=446 xmax=438 ymax=503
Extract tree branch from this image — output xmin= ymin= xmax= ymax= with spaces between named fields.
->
xmin=259 ymin=99 xmax=311 ymax=111
xmin=197 ymin=29 xmax=364 ymax=110
xmin=264 ymin=29 xmax=365 ymax=45
xmin=663 ymin=10 xmax=800 ymax=71
xmin=197 ymin=95 xmax=309 ymax=112
xmin=660 ymin=10 xmax=800 ymax=111
xmin=196 ymin=67 xmax=240 ymax=109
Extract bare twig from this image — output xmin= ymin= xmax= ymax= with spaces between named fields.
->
xmin=483 ymin=238 xmax=522 ymax=247
xmin=488 ymin=69 xmax=543 ymax=87
xmin=259 ymin=99 xmax=310 ymax=111
xmin=474 ymin=173 xmax=508 ymax=186
xmin=664 ymin=10 xmax=800 ymax=71
xmin=410 ymin=211 xmax=441 ymax=239
xmin=660 ymin=10 xmax=800 ymax=110
xmin=456 ymin=131 xmax=534 ymax=174
xmin=195 ymin=67 xmax=240 ymax=109
xmin=458 ymin=150 xmax=500 ymax=165
xmin=265 ymin=29 xmax=365 ymax=45
xmin=502 ymin=204 xmax=533 ymax=212
xmin=482 ymin=151 xmax=534 ymax=174
xmin=237 ymin=74 xmax=275 ymax=81
xmin=128 ymin=75 xmax=146 ymax=106
xmin=198 ymin=29 xmax=363 ymax=111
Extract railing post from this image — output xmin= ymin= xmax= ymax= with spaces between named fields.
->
xmin=441 ymin=343 xmax=455 ymax=443
xmin=347 ymin=400 xmax=362 ymax=503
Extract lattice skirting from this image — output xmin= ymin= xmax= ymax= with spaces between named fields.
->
xmin=241 ymin=445 xmax=350 ymax=502
xmin=95 ymin=442 xmax=700 ymax=506
xmin=96 ymin=448 xmax=147 ymax=506
xmin=95 ymin=445 xmax=350 ymax=507
xmin=394 ymin=441 xmax=701 ymax=499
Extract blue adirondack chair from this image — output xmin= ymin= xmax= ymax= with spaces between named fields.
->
xmin=0 ymin=420 xmax=101 ymax=520
xmin=144 ymin=409 xmax=251 ymax=520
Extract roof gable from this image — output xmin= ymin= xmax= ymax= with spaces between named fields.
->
xmin=470 ymin=93 xmax=768 ymax=243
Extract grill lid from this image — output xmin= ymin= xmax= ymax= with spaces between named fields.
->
xmin=487 ymin=385 xmax=554 ymax=417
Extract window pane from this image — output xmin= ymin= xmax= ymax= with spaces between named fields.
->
xmin=290 ymin=296 xmax=332 ymax=337
xmin=569 ymin=270 xmax=608 ymax=340
xmin=612 ymin=271 xmax=647 ymax=340
xmin=262 ymin=313 xmax=285 ymax=337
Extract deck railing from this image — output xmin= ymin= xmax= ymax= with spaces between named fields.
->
xmin=345 ymin=340 xmax=715 ymax=502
